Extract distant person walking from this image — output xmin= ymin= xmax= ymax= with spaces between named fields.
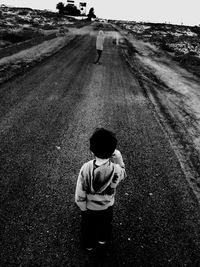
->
xmin=94 ymin=30 xmax=105 ymax=64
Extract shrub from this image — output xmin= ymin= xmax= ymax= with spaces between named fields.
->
xmin=16 ymin=17 xmax=31 ymax=24
xmin=160 ymin=41 xmax=174 ymax=52
xmin=18 ymin=10 xmax=29 ymax=16
xmin=191 ymin=26 xmax=200 ymax=36
xmin=1 ymin=28 xmax=44 ymax=44
xmin=41 ymin=24 xmax=56 ymax=30
xmin=1 ymin=31 xmax=24 ymax=43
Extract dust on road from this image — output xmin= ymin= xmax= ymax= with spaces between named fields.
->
xmin=1 ymin=24 xmax=200 ymax=266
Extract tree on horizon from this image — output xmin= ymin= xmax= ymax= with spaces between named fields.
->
xmin=56 ymin=2 xmax=65 ymax=15
xmin=56 ymin=2 xmax=81 ymax=16
xmin=87 ymin=7 xmax=96 ymax=21
xmin=65 ymin=4 xmax=81 ymax=16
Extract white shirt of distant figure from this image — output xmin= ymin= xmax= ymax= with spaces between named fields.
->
xmin=96 ymin=30 xmax=105 ymax=50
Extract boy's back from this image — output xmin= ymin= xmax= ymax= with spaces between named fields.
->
xmin=75 ymin=156 xmax=125 ymax=211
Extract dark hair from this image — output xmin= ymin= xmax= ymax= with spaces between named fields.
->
xmin=90 ymin=128 xmax=117 ymax=159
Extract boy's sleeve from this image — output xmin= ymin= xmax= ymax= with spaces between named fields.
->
xmin=113 ymin=150 xmax=127 ymax=181
xmin=111 ymin=149 xmax=125 ymax=169
xmin=75 ymin=164 xmax=87 ymax=211
xmin=111 ymin=164 xmax=126 ymax=189
xmin=118 ymin=164 xmax=127 ymax=181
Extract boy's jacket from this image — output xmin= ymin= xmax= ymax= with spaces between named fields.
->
xmin=75 ymin=159 xmax=126 ymax=211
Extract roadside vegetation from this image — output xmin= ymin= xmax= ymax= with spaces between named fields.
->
xmin=111 ymin=20 xmax=200 ymax=78
xmin=0 ymin=5 xmax=82 ymax=48
xmin=0 ymin=5 xmax=92 ymax=83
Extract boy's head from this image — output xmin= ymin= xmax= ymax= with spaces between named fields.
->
xmin=90 ymin=128 xmax=117 ymax=159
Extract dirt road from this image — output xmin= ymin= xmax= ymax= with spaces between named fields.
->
xmin=1 ymin=24 xmax=200 ymax=266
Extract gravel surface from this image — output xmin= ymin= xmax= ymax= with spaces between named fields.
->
xmin=1 ymin=24 xmax=200 ymax=266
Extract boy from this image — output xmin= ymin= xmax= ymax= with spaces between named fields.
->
xmin=75 ymin=128 xmax=126 ymax=251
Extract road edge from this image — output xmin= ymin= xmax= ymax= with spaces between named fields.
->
xmin=110 ymin=23 xmax=200 ymax=205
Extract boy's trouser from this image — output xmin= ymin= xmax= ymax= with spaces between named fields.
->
xmin=81 ymin=206 xmax=113 ymax=247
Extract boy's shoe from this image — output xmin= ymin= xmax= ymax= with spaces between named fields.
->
xmin=86 ymin=247 xmax=93 ymax=251
xmin=98 ymin=240 xmax=107 ymax=245
xmin=93 ymin=62 xmax=102 ymax=65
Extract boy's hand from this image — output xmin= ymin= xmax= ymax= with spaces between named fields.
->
xmin=111 ymin=149 xmax=125 ymax=168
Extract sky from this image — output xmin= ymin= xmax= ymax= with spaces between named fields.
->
xmin=2 ymin=0 xmax=200 ymax=26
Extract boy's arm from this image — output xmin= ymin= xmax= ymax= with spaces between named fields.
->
xmin=75 ymin=165 xmax=87 ymax=211
xmin=111 ymin=149 xmax=125 ymax=168
xmin=111 ymin=150 xmax=127 ymax=181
